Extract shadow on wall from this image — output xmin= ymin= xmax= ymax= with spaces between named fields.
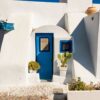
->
xmin=71 ymin=19 xmax=95 ymax=75
xmin=54 ymin=60 xmax=60 ymax=75
xmin=54 ymin=58 xmax=74 ymax=84
xmin=0 ymin=30 xmax=10 ymax=51
xmin=57 ymin=15 xmax=65 ymax=30
xmin=0 ymin=30 xmax=7 ymax=51
xmin=64 ymin=57 xmax=74 ymax=84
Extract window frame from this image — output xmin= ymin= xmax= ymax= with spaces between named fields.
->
xmin=60 ymin=40 xmax=73 ymax=53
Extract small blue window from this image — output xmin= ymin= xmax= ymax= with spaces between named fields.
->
xmin=60 ymin=40 xmax=72 ymax=53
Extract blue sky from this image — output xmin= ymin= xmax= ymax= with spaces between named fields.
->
xmin=21 ymin=0 xmax=100 ymax=3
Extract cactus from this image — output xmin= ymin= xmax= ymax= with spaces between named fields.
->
xmin=58 ymin=52 xmax=72 ymax=67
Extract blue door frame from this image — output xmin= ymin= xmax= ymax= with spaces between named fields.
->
xmin=35 ymin=33 xmax=54 ymax=81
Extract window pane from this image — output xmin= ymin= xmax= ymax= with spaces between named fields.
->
xmin=40 ymin=38 xmax=49 ymax=51
xmin=62 ymin=43 xmax=69 ymax=51
xmin=60 ymin=40 xmax=72 ymax=53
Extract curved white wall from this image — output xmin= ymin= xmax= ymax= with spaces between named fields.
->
xmin=32 ymin=25 xmax=71 ymax=75
xmin=0 ymin=0 xmax=67 ymax=86
xmin=84 ymin=12 xmax=100 ymax=78
xmin=0 ymin=0 xmax=98 ymax=85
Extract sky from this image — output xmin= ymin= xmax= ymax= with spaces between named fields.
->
xmin=21 ymin=0 xmax=100 ymax=3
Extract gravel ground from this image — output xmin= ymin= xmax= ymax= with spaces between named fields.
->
xmin=0 ymin=82 xmax=68 ymax=100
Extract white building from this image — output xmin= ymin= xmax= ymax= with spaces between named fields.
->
xmin=0 ymin=0 xmax=100 ymax=86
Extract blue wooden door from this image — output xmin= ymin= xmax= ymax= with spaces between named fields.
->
xmin=35 ymin=33 xmax=53 ymax=81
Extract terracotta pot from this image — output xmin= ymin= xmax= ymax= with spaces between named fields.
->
xmin=85 ymin=6 xmax=97 ymax=15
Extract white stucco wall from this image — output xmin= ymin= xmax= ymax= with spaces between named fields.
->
xmin=0 ymin=12 xmax=33 ymax=86
xmin=0 ymin=0 xmax=67 ymax=27
xmin=67 ymin=0 xmax=92 ymax=12
xmin=84 ymin=12 xmax=100 ymax=78
xmin=0 ymin=0 xmax=99 ymax=86
xmin=66 ymin=12 xmax=96 ymax=83
xmin=65 ymin=13 xmax=86 ymax=34
xmin=68 ymin=91 xmax=100 ymax=100
xmin=32 ymin=25 xmax=71 ymax=74
xmin=0 ymin=0 xmax=68 ymax=86
xmin=32 ymin=25 xmax=75 ymax=84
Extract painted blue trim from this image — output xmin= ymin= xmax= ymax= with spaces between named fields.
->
xmin=17 ymin=0 xmax=60 ymax=2
xmin=93 ymin=0 xmax=100 ymax=3
xmin=35 ymin=33 xmax=54 ymax=81
xmin=16 ymin=0 xmax=100 ymax=4
xmin=60 ymin=40 xmax=73 ymax=53
xmin=0 ymin=21 xmax=14 ymax=31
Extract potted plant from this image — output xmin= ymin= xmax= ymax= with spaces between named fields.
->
xmin=67 ymin=77 xmax=100 ymax=100
xmin=28 ymin=61 xmax=40 ymax=73
xmin=27 ymin=61 xmax=40 ymax=84
xmin=58 ymin=52 xmax=72 ymax=76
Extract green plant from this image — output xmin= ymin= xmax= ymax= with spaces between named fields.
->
xmin=69 ymin=77 xmax=95 ymax=91
xmin=69 ymin=77 xmax=86 ymax=90
xmin=58 ymin=52 xmax=72 ymax=67
xmin=28 ymin=61 xmax=40 ymax=73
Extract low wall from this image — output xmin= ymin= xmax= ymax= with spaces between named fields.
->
xmin=67 ymin=90 xmax=100 ymax=100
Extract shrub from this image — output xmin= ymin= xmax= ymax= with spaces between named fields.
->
xmin=69 ymin=77 xmax=86 ymax=90
xmin=28 ymin=61 xmax=40 ymax=72
xmin=69 ymin=77 xmax=95 ymax=91
xmin=85 ymin=83 xmax=95 ymax=90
